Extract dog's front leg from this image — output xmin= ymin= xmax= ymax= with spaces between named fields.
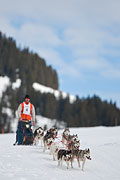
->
xmin=49 ymin=146 xmax=52 ymax=155
xmin=53 ymin=152 xmax=56 ymax=161
xmin=82 ymin=160 xmax=86 ymax=171
xmin=77 ymin=158 xmax=81 ymax=168
xmin=33 ymin=138 xmax=36 ymax=145
xmin=53 ymin=155 xmax=55 ymax=161
xmin=61 ymin=157 xmax=64 ymax=167
xmin=66 ymin=161 xmax=69 ymax=169
xmin=58 ymin=159 xmax=61 ymax=167
xmin=43 ymin=143 xmax=47 ymax=152
xmin=71 ymin=155 xmax=74 ymax=168
xmin=35 ymin=138 xmax=39 ymax=146
xmin=41 ymin=138 xmax=43 ymax=147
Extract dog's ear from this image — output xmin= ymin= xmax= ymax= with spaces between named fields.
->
xmin=88 ymin=148 xmax=90 ymax=152
xmin=66 ymin=128 xmax=69 ymax=131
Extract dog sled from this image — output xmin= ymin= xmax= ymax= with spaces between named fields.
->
xmin=13 ymin=121 xmax=34 ymax=145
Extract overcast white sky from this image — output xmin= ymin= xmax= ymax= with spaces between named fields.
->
xmin=0 ymin=0 xmax=120 ymax=107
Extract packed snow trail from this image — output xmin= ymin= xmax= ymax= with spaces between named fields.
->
xmin=0 ymin=127 xmax=120 ymax=180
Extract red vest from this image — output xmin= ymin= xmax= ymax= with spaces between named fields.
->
xmin=21 ymin=102 xmax=32 ymax=121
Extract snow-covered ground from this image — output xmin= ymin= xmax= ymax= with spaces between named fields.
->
xmin=0 ymin=126 xmax=120 ymax=180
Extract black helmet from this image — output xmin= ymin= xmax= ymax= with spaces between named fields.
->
xmin=24 ymin=94 xmax=30 ymax=99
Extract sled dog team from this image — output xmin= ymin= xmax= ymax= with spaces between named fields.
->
xmin=33 ymin=127 xmax=91 ymax=170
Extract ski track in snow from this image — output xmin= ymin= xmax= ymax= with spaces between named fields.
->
xmin=0 ymin=127 xmax=120 ymax=180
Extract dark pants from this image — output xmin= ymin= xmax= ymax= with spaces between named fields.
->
xmin=17 ymin=121 xmax=33 ymax=145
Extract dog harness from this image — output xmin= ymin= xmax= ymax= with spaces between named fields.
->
xmin=21 ymin=102 xmax=32 ymax=121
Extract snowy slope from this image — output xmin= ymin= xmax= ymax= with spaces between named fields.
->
xmin=33 ymin=82 xmax=76 ymax=103
xmin=0 ymin=76 xmax=76 ymax=104
xmin=0 ymin=126 xmax=120 ymax=180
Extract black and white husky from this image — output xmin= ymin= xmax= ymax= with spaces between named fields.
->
xmin=33 ymin=127 xmax=44 ymax=146
xmin=71 ymin=148 xmax=91 ymax=171
xmin=43 ymin=127 xmax=58 ymax=152
xmin=57 ymin=149 xmax=72 ymax=169
xmin=46 ymin=128 xmax=58 ymax=139
xmin=43 ymin=136 xmax=54 ymax=152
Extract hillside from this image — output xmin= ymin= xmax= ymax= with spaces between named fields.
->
xmin=0 ymin=126 xmax=120 ymax=180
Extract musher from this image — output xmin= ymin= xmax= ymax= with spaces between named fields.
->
xmin=15 ymin=94 xmax=35 ymax=145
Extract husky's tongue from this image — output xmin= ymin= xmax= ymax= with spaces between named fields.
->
xmin=87 ymin=157 xmax=91 ymax=160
